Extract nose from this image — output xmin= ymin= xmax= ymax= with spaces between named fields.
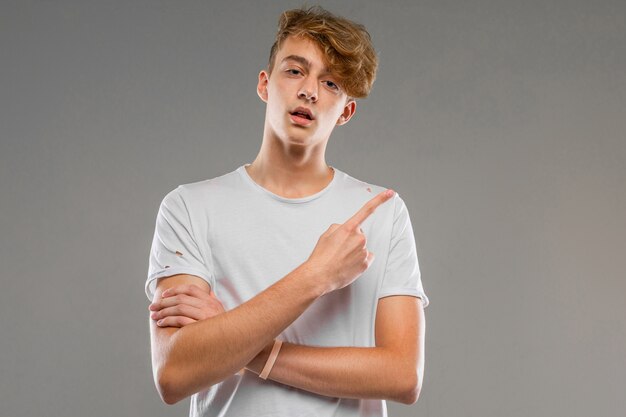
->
xmin=298 ymin=79 xmax=318 ymax=102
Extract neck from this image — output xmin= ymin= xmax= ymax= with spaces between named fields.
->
xmin=246 ymin=128 xmax=334 ymax=199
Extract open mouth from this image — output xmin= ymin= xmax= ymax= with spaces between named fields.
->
xmin=290 ymin=106 xmax=314 ymax=121
xmin=291 ymin=111 xmax=312 ymax=120
xmin=289 ymin=108 xmax=314 ymax=126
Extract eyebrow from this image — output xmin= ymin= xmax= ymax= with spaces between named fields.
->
xmin=281 ymin=55 xmax=332 ymax=76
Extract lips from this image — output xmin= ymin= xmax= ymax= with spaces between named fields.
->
xmin=290 ymin=113 xmax=313 ymax=126
xmin=290 ymin=106 xmax=314 ymax=120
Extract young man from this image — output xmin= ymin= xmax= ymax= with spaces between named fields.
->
xmin=145 ymin=6 xmax=429 ymax=416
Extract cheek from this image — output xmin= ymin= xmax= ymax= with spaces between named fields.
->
xmin=329 ymin=105 xmax=346 ymax=122
xmin=267 ymin=85 xmax=289 ymax=107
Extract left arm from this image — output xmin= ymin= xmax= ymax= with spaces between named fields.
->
xmin=245 ymin=295 xmax=425 ymax=404
xmin=150 ymin=288 xmax=425 ymax=404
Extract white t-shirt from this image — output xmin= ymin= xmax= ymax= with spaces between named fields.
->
xmin=145 ymin=164 xmax=429 ymax=417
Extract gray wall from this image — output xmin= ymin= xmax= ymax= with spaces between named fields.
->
xmin=1 ymin=1 xmax=625 ymax=416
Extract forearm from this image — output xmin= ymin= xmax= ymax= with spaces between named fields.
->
xmin=161 ymin=263 xmax=324 ymax=403
xmin=246 ymin=342 xmax=416 ymax=404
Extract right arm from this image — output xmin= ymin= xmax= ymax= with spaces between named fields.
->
xmin=150 ymin=263 xmax=323 ymax=405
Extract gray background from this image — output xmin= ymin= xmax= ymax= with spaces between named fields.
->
xmin=1 ymin=0 xmax=624 ymax=416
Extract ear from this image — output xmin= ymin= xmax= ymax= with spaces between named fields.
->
xmin=336 ymin=98 xmax=357 ymax=126
xmin=257 ymin=69 xmax=269 ymax=103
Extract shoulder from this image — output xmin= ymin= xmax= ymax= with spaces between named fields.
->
xmin=335 ymin=167 xmax=406 ymax=214
xmin=161 ymin=167 xmax=243 ymax=209
xmin=336 ymin=167 xmax=388 ymax=195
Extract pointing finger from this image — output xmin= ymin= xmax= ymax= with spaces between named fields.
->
xmin=343 ymin=189 xmax=394 ymax=231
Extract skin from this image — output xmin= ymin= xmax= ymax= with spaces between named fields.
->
xmin=246 ymin=34 xmax=356 ymax=198
xmin=148 ymin=34 xmax=425 ymax=405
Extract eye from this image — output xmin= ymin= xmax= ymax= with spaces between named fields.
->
xmin=287 ymin=69 xmax=302 ymax=76
xmin=325 ymin=80 xmax=340 ymax=91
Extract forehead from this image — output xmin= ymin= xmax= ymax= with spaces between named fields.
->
xmin=276 ymin=35 xmax=332 ymax=74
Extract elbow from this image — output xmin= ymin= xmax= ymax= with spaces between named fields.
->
xmin=159 ymin=391 xmax=180 ymax=406
xmin=155 ymin=366 xmax=185 ymax=405
xmin=154 ymin=360 xmax=222 ymax=405
xmin=159 ymin=387 xmax=182 ymax=406
xmin=400 ymin=386 xmax=421 ymax=405
xmin=398 ymin=373 xmax=422 ymax=405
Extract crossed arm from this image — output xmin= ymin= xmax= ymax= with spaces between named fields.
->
xmin=245 ymin=295 xmax=425 ymax=403
xmin=148 ymin=274 xmax=425 ymax=405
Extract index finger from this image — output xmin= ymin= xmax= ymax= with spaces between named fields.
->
xmin=343 ymin=189 xmax=395 ymax=231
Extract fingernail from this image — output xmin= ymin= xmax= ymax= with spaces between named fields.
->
xmin=157 ymin=320 xmax=163 ymax=325
xmin=386 ymin=189 xmax=395 ymax=197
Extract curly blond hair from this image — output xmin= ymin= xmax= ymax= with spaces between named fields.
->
xmin=267 ymin=5 xmax=378 ymax=99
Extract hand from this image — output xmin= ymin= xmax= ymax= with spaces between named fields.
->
xmin=148 ymin=284 xmax=273 ymax=376
xmin=306 ymin=189 xmax=395 ymax=295
xmin=148 ymin=284 xmax=226 ymax=327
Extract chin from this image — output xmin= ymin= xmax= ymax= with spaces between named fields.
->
xmin=283 ymin=131 xmax=317 ymax=145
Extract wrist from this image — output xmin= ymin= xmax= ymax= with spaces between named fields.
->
xmin=299 ymin=261 xmax=331 ymax=298
xmin=259 ymin=339 xmax=283 ymax=380
xmin=246 ymin=341 xmax=274 ymax=375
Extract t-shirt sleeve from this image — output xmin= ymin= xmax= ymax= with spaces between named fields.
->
xmin=145 ymin=187 xmax=215 ymax=301
xmin=378 ymin=193 xmax=429 ymax=307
